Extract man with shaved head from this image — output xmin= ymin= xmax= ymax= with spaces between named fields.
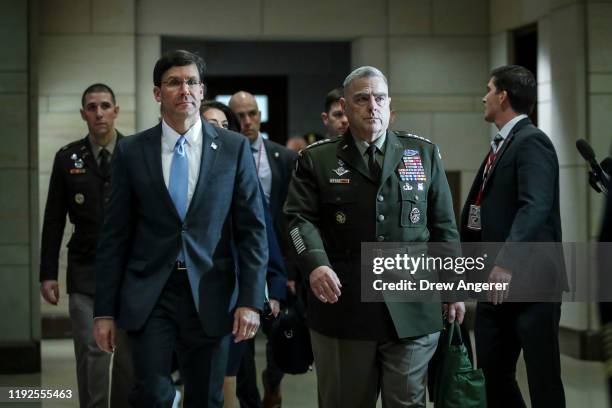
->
xmin=229 ymin=92 xmax=297 ymax=407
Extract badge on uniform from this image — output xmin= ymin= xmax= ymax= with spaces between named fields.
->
xmin=329 ymin=178 xmax=350 ymax=184
xmin=71 ymin=153 xmax=84 ymax=169
xmin=211 ymin=142 xmax=218 ymax=150
xmin=335 ymin=211 xmax=347 ymax=224
xmin=332 ymin=160 xmax=349 ymax=177
xmin=402 ymin=183 xmax=413 ymax=191
xmin=467 ymin=204 xmax=481 ymax=230
xmin=400 ymin=152 xmax=427 ymax=182
xmin=74 ymin=193 xmax=85 ymax=205
xmin=410 ymin=207 xmax=421 ymax=224
xmin=417 ymin=183 xmax=424 ymax=191
xmin=70 ymin=168 xmax=86 ymax=174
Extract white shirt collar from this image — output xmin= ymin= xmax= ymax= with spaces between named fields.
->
xmin=251 ymin=132 xmax=264 ymax=152
xmin=495 ymin=114 xmax=528 ymax=142
xmin=162 ymin=118 xmax=202 ymax=152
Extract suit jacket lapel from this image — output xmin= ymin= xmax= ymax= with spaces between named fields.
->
xmin=481 ymin=118 xmax=530 ymax=193
xmin=143 ymin=123 xmax=181 ymax=220
xmin=264 ymin=140 xmax=281 ymax=214
xmin=186 ymin=121 xmax=220 ymax=218
xmin=336 ymin=131 xmax=375 ymax=183
xmin=381 ymin=130 xmax=403 ymax=184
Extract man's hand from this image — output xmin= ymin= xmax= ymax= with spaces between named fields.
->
xmin=488 ymin=265 xmax=512 ymax=305
xmin=268 ymin=299 xmax=280 ymax=318
xmin=40 ymin=280 xmax=59 ymax=305
xmin=287 ymin=280 xmax=296 ymax=295
xmin=309 ymin=266 xmax=342 ymax=304
xmin=233 ymin=307 xmax=260 ymax=343
xmin=93 ymin=318 xmax=116 ymax=353
xmin=443 ymin=302 xmax=466 ymax=324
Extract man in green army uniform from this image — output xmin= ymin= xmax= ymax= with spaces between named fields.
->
xmin=285 ymin=66 xmax=464 ymax=407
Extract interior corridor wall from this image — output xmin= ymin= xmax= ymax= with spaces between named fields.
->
xmin=0 ymin=0 xmax=41 ymax=373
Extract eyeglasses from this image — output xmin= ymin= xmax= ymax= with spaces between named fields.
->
xmin=161 ymin=78 xmax=202 ymax=90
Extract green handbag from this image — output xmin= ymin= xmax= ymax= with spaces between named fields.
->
xmin=433 ymin=321 xmax=487 ymax=408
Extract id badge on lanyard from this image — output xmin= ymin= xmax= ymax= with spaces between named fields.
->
xmin=467 ymin=204 xmax=481 ymax=231
xmin=468 ymin=146 xmax=500 ymax=231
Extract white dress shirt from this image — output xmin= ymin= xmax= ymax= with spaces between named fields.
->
xmin=493 ymin=114 xmax=527 ymax=154
xmin=251 ymin=133 xmax=272 ymax=204
xmin=161 ymin=119 xmax=203 ymax=206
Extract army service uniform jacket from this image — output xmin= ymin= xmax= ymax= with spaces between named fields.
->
xmin=40 ymin=134 xmax=122 ymax=296
xmin=285 ymin=130 xmax=459 ymax=340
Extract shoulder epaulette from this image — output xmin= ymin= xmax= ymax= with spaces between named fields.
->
xmin=394 ymin=130 xmax=433 ymax=144
xmin=305 ymin=137 xmax=338 ymax=150
xmin=59 ymin=139 xmax=84 ymax=152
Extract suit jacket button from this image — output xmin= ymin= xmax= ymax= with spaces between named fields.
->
xmin=377 ymin=195 xmax=384 ymax=202
xmin=377 ymin=235 xmax=385 ymax=242
xmin=377 ymin=214 xmax=385 ymax=222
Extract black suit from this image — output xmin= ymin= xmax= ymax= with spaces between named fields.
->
xmin=263 ymin=139 xmax=298 ymax=264
xmin=237 ymin=139 xmax=297 ymax=408
xmin=460 ymin=117 xmax=567 ymax=407
xmin=95 ymin=122 xmax=268 ymax=407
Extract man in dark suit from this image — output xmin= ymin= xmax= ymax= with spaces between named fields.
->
xmin=229 ymin=91 xmax=297 ymax=408
xmin=93 ymin=50 xmax=268 ymax=408
xmin=40 ymin=83 xmax=132 ymax=408
xmin=460 ymin=65 xmax=568 ymax=407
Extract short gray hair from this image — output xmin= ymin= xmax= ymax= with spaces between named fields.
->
xmin=342 ymin=66 xmax=388 ymax=92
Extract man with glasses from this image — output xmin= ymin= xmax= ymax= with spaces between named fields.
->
xmin=285 ymin=66 xmax=464 ymax=407
xmin=93 ymin=50 xmax=267 ymax=407
xmin=40 ymin=83 xmax=133 ymax=408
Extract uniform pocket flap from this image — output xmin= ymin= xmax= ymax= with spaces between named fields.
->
xmin=400 ymin=187 xmax=426 ymax=202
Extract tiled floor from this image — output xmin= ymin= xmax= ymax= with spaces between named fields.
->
xmin=0 ymin=336 xmax=609 ymax=407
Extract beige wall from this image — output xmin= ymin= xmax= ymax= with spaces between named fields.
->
xmin=135 ymin=0 xmax=491 ymax=197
